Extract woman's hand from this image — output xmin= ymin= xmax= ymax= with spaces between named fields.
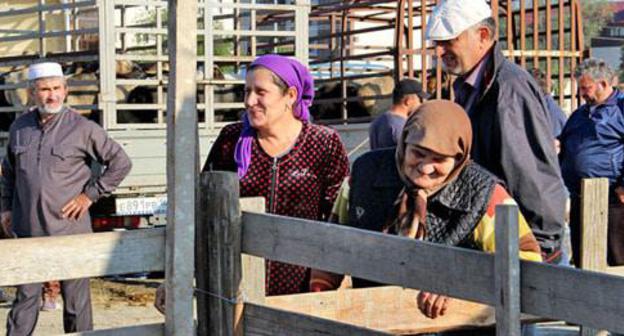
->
xmin=417 ymin=291 xmax=451 ymax=319
xmin=154 ymin=283 xmax=166 ymax=314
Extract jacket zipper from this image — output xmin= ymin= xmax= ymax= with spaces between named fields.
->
xmin=266 ymin=157 xmax=279 ymax=293
xmin=268 ymin=157 xmax=278 ymax=213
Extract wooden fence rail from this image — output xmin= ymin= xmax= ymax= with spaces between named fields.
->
xmin=0 ymin=173 xmax=622 ymax=335
xmin=201 ymin=171 xmax=624 ymax=335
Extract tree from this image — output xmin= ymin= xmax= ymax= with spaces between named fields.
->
xmin=581 ymin=0 xmax=613 ymax=48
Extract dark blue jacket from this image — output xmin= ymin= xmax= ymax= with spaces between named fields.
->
xmin=559 ymin=89 xmax=624 ymax=202
xmin=465 ymin=42 xmax=566 ymax=255
xmin=544 ymin=94 xmax=567 ymax=138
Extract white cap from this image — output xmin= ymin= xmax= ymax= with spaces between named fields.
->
xmin=27 ymin=62 xmax=64 ymax=80
xmin=426 ymin=0 xmax=493 ymax=41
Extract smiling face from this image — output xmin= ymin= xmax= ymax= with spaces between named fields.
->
xmin=29 ymin=77 xmax=67 ymax=114
xmin=434 ymin=25 xmax=492 ymax=76
xmin=244 ymin=67 xmax=297 ymax=132
xmin=402 ymin=144 xmax=457 ymax=190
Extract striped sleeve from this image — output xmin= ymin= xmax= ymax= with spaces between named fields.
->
xmin=472 ymin=184 xmax=543 ymax=262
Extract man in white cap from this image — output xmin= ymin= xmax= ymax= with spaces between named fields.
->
xmin=420 ymin=0 xmax=568 ymax=323
xmin=0 ymin=62 xmax=132 ymax=335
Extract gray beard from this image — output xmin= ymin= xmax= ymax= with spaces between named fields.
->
xmin=39 ymin=104 xmax=64 ymax=114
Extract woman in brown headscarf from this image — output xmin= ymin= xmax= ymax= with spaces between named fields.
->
xmin=311 ymin=100 xmax=542 ymax=320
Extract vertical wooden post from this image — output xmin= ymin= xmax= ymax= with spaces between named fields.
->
xmin=200 ymin=172 xmax=244 ymax=336
xmin=495 ymin=205 xmax=521 ymax=336
xmin=580 ymin=178 xmax=609 ymax=336
xmin=239 ymin=197 xmax=267 ymax=305
xmin=165 ymin=0 xmax=197 ymax=335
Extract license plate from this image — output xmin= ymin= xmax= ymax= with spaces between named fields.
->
xmin=115 ymin=196 xmax=167 ymax=216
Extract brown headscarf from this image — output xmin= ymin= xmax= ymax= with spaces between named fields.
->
xmin=387 ymin=100 xmax=473 ymax=239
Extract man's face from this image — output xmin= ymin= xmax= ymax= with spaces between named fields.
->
xmin=578 ymin=75 xmax=609 ymax=106
xmin=434 ymin=27 xmax=488 ymax=76
xmin=405 ymin=95 xmax=422 ymax=115
xmin=30 ymin=77 xmax=67 ymax=114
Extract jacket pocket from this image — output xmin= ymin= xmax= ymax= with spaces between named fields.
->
xmin=13 ymin=145 xmax=30 ymax=171
xmin=51 ymin=145 xmax=72 ymax=173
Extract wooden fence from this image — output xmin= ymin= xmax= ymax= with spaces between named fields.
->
xmin=1 ymin=173 xmax=623 ymax=335
xmin=195 ymin=171 xmax=624 ymax=336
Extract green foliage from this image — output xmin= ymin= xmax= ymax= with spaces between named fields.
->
xmin=581 ymin=0 xmax=613 ymax=48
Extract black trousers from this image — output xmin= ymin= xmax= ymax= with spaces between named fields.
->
xmin=6 ymin=278 xmax=93 ymax=336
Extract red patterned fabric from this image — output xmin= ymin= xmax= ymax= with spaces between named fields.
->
xmin=204 ymin=122 xmax=350 ymax=295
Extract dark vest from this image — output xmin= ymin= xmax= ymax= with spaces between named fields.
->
xmin=348 ymin=148 xmax=498 ymax=288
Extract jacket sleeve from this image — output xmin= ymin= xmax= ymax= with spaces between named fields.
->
xmin=472 ymin=184 xmax=542 ymax=262
xmin=0 ymin=132 xmax=15 ymax=212
xmin=83 ymin=123 xmax=132 ymax=202
xmin=495 ymin=83 xmax=566 ymax=255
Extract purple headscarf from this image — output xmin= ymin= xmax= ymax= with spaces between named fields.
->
xmin=234 ymin=54 xmax=315 ymax=178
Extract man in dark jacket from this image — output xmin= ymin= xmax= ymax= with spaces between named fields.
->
xmin=425 ymin=0 xmax=567 ymax=262
xmin=559 ymin=58 xmax=624 ymax=267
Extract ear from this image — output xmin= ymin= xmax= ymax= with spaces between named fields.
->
xmin=287 ymin=86 xmax=298 ymax=104
xmin=478 ymin=26 xmax=491 ymax=42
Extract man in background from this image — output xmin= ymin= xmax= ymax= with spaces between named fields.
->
xmin=368 ymin=78 xmax=429 ymax=149
xmin=1 ymin=62 xmax=132 ymax=335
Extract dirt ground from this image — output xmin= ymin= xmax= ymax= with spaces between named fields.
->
xmin=0 ymin=278 xmax=164 ymax=335
xmin=0 ymin=279 xmax=596 ymax=336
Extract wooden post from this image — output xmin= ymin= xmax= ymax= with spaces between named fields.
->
xmin=239 ymin=197 xmax=267 ymax=305
xmin=165 ymin=0 xmax=197 ymax=335
xmin=200 ymin=172 xmax=244 ymax=336
xmin=580 ymin=178 xmax=609 ymax=336
xmin=495 ymin=205 xmax=521 ymax=336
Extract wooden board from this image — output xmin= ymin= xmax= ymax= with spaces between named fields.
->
xmin=245 ymin=302 xmax=391 ymax=336
xmin=67 ymin=323 xmax=163 ymax=336
xmin=265 ymin=286 xmax=502 ymax=335
xmin=241 ymin=212 xmax=496 ymax=306
xmin=0 ymin=229 xmax=164 ymax=287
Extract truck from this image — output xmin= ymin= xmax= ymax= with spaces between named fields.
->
xmin=0 ymin=0 xmax=585 ymax=230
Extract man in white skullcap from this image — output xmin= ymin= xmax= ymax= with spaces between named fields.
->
xmin=418 ymin=0 xmax=568 ymax=324
xmin=0 ymin=62 xmax=132 ymax=335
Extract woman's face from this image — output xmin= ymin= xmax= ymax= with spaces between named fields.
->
xmin=403 ymin=144 xmax=457 ymax=190
xmin=244 ymin=68 xmax=296 ymax=131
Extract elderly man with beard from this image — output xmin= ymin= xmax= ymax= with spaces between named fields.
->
xmin=0 ymin=62 xmax=132 ymax=335
xmin=425 ymin=0 xmax=567 ymax=265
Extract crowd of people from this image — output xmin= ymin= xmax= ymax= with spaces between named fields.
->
xmin=2 ymin=0 xmax=624 ymax=334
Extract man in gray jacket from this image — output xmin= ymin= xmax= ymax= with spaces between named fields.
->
xmin=0 ymin=62 xmax=132 ymax=335
xmin=426 ymin=0 xmax=567 ymax=263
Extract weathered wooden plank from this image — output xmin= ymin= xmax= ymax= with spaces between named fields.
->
xmin=242 ymin=212 xmax=624 ymax=333
xmin=0 ymin=229 xmax=164 ymax=287
xmin=240 ymin=197 xmax=266 ymax=305
xmin=241 ymin=212 xmax=496 ymax=305
xmin=580 ymin=178 xmax=609 ymax=336
xmin=265 ymin=286 xmax=510 ymax=334
xmin=580 ymin=178 xmax=609 ymax=272
xmin=521 ymin=262 xmax=624 ymax=333
xmin=67 ymin=323 xmax=163 ymax=336
xmin=495 ymin=205 xmax=521 ymax=336
xmin=244 ymin=302 xmax=392 ymax=336
xmin=202 ymin=172 xmax=244 ymax=336
xmin=165 ymin=0 xmax=198 ymax=334
xmin=607 ymin=266 xmax=624 ymax=277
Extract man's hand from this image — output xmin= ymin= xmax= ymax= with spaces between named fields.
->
xmin=61 ymin=193 xmax=93 ymax=220
xmin=154 ymin=283 xmax=166 ymax=314
xmin=417 ymin=291 xmax=451 ymax=319
xmin=0 ymin=211 xmax=15 ymax=238
xmin=616 ymin=186 xmax=624 ymax=204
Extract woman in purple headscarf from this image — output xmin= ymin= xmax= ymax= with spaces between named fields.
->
xmin=203 ymin=55 xmax=350 ymax=296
